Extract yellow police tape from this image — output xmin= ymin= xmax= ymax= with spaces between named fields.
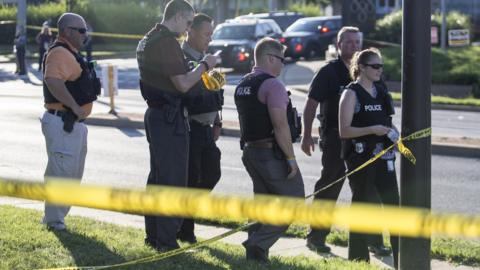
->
xmin=37 ymin=223 xmax=252 ymax=270
xmin=308 ymin=127 xmax=430 ymax=198
xmin=0 ymin=20 xmax=15 ymax=25
xmin=0 ymin=176 xmax=478 ymax=239
xmin=1 ymin=127 xmax=478 ymax=269
xmin=26 ymin=25 xmax=144 ymax=39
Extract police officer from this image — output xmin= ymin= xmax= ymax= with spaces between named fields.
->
xmin=301 ymin=26 xmax=362 ymax=252
xmin=136 ymin=0 xmax=217 ymax=251
xmin=14 ymin=26 xmax=27 ymax=75
xmin=177 ymin=13 xmax=223 ymax=244
xmin=235 ymin=38 xmax=304 ymax=263
xmin=339 ymin=48 xmax=400 ymax=268
xmin=302 ymin=26 xmax=390 ymax=255
xmin=41 ymin=13 xmax=100 ymax=231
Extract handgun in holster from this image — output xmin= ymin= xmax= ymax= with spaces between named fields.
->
xmin=61 ymin=108 xmax=78 ymax=133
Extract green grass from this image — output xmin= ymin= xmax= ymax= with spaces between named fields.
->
xmin=0 ymin=205 xmax=377 ymax=270
xmin=197 ymin=219 xmax=480 ymax=267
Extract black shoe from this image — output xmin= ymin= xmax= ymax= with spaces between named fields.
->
xmin=145 ymin=238 xmax=179 ymax=252
xmin=177 ymin=233 xmax=197 ymax=244
xmin=145 ymin=238 xmax=157 ymax=249
xmin=368 ymin=244 xmax=392 ymax=256
xmin=306 ymin=238 xmax=331 ymax=253
xmin=243 ymin=243 xmax=269 ymax=263
xmin=155 ymin=245 xmax=178 ymax=253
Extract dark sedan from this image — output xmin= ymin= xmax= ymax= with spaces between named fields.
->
xmin=208 ymin=19 xmax=282 ymax=72
xmin=280 ymin=16 xmax=342 ymax=59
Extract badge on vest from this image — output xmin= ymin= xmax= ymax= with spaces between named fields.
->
xmin=387 ymin=160 xmax=395 ymax=172
xmin=355 ymin=142 xmax=365 ymax=154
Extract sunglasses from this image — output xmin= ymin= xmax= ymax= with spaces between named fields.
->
xmin=364 ymin=63 xmax=383 ymax=69
xmin=68 ymin=27 xmax=87 ymax=34
xmin=267 ymin=53 xmax=286 ymax=64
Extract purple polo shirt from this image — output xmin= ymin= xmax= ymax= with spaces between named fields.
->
xmin=249 ymin=67 xmax=289 ymax=110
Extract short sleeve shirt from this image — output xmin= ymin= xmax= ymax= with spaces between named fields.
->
xmin=137 ymin=24 xmax=188 ymax=93
xmin=44 ymin=38 xmax=82 ymax=82
xmin=308 ymin=58 xmax=352 ymax=129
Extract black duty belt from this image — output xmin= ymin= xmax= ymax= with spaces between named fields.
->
xmin=146 ymin=100 xmax=167 ymax=108
xmin=47 ymin=109 xmax=85 ymax=122
xmin=245 ymin=141 xmax=274 ymax=149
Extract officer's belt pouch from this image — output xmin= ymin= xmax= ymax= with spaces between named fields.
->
xmin=341 ymin=139 xmax=366 ymax=160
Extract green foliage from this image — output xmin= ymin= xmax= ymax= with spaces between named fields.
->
xmin=371 ymin=10 xmax=472 ymax=44
xmin=381 ymin=46 xmax=480 ymax=87
xmin=473 ymin=82 xmax=480 ymax=98
xmin=431 ymin=11 xmax=472 ymax=32
xmin=0 ymin=1 xmax=160 ymax=45
xmin=74 ymin=0 xmax=161 ymax=42
xmin=288 ymin=3 xmax=324 ymax=17
xmin=370 ymin=10 xmax=403 ymax=43
xmin=0 ymin=2 xmax=65 ymax=44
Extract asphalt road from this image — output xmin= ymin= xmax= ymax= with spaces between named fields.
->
xmin=99 ymin=58 xmax=480 ymax=139
xmin=0 ymin=93 xmax=478 ymax=215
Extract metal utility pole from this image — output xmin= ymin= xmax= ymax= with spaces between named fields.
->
xmin=441 ymin=0 xmax=447 ymax=51
xmin=16 ymin=0 xmax=26 ymax=31
xmin=16 ymin=0 xmax=27 ymax=67
xmin=400 ymin=0 xmax=432 ymax=269
xmin=268 ymin=0 xmax=277 ymax=11
xmin=215 ymin=0 xmax=229 ymax=24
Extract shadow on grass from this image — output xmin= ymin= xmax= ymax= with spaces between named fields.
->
xmin=203 ymin=245 xmax=312 ymax=270
xmin=52 ymin=230 xmax=126 ymax=267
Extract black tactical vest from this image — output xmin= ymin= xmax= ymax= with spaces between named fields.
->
xmin=182 ymin=51 xmax=224 ymax=115
xmin=341 ymin=81 xmax=395 ymax=159
xmin=235 ymin=73 xmax=301 ymax=142
xmin=43 ymin=42 xmax=100 ymax=106
xmin=235 ymin=73 xmax=275 ymax=142
xmin=137 ymin=25 xmax=184 ymax=102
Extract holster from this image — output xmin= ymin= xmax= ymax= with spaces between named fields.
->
xmin=61 ymin=108 xmax=78 ymax=133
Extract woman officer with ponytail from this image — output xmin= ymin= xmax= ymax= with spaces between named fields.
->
xmin=339 ymin=48 xmax=400 ymax=268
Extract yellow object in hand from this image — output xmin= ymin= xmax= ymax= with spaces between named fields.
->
xmin=202 ymin=70 xmax=226 ymax=91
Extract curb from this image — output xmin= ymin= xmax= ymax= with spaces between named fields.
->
xmin=292 ymin=87 xmax=480 ymax=113
xmin=85 ymin=116 xmax=480 ymax=159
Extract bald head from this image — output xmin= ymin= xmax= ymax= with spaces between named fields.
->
xmin=58 ymin=13 xmax=85 ymax=35
xmin=57 ymin=13 xmax=88 ymax=50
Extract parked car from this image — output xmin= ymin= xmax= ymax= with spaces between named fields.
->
xmin=235 ymin=11 xmax=305 ymax=31
xmin=208 ymin=19 xmax=282 ymax=72
xmin=280 ymin=15 xmax=342 ymax=60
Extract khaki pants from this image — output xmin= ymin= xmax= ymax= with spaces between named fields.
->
xmin=40 ymin=111 xmax=88 ymax=224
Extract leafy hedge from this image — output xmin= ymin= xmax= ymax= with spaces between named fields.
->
xmin=371 ymin=10 xmax=472 ymax=44
xmin=381 ymin=46 xmax=480 ymax=88
xmin=0 ymin=1 xmax=161 ymax=45
xmin=288 ymin=3 xmax=324 ymax=17
xmin=0 ymin=2 xmax=66 ymax=44
xmin=76 ymin=0 xmax=161 ymax=43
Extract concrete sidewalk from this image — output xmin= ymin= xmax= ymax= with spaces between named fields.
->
xmin=1 ymin=196 xmax=475 ymax=270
